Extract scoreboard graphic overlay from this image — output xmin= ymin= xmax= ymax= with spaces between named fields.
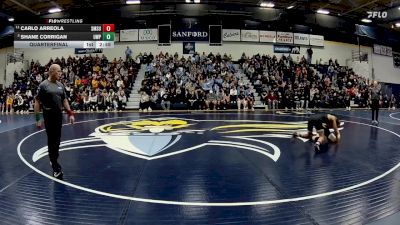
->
xmin=14 ymin=19 xmax=115 ymax=49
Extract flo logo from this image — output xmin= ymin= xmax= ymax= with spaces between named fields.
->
xmin=32 ymin=117 xmax=344 ymax=163
xmin=367 ymin=11 xmax=387 ymax=19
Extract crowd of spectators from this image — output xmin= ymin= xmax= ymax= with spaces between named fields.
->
xmin=0 ymin=49 xmax=398 ymax=114
xmin=138 ymin=51 xmax=256 ymax=111
xmin=0 ymin=54 xmax=139 ymax=113
xmin=241 ymin=53 xmax=397 ymax=111
xmin=137 ymin=51 xmax=397 ymax=111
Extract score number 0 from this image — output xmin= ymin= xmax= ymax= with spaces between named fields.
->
xmin=102 ymin=24 xmax=114 ymax=32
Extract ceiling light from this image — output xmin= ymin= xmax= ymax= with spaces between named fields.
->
xmin=48 ymin=8 xmax=62 ymax=13
xmin=8 ymin=18 xmax=14 ymax=22
xmin=126 ymin=0 xmax=140 ymax=4
xmin=395 ymin=23 xmax=400 ymax=27
xmin=317 ymin=9 xmax=330 ymax=14
xmin=361 ymin=18 xmax=372 ymax=23
xmin=194 ymin=0 xmax=200 ymax=3
xmin=287 ymin=5 xmax=294 ymax=9
xmin=186 ymin=0 xmax=191 ymax=2
xmin=260 ymin=2 xmax=275 ymax=8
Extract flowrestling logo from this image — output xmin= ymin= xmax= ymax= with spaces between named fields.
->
xmin=367 ymin=11 xmax=387 ymax=19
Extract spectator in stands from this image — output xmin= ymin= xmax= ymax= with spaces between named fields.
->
xmin=13 ymin=92 xmax=24 ymax=114
xmin=215 ymin=89 xmax=226 ymax=110
xmin=22 ymin=95 xmax=30 ymax=112
xmin=89 ymin=92 xmax=98 ymax=111
xmin=161 ymin=89 xmax=171 ymax=110
xmin=118 ymin=90 xmax=127 ymax=111
xmin=0 ymin=92 xmax=3 ymax=113
xmin=229 ymin=86 xmax=237 ymax=104
xmin=382 ymin=94 xmax=389 ymax=109
xmin=139 ymin=90 xmax=151 ymax=112
xmin=307 ymin=48 xmax=313 ymax=64
xmin=300 ymin=90 xmax=307 ymax=110
xmin=70 ymin=92 xmax=82 ymax=111
xmin=245 ymin=86 xmax=255 ymax=111
xmin=173 ymin=87 xmax=186 ymax=106
xmin=194 ymin=88 xmax=206 ymax=110
xmin=205 ymin=90 xmax=218 ymax=110
xmin=345 ymin=93 xmax=351 ymax=111
xmin=4 ymin=94 xmax=13 ymax=113
xmin=186 ymin=89 xmax=197 ymax=110
xmin=82 ymin=92 xmax=90 ymax=111
xmin=149 ymin=90 xmax=158 ymax=110
xmin=98 ymin=89 xmax=110 ymax=111
xmin=112 ymin=92 xmax=119 ymax=111
xmin=311 ymin=90 xmax=321 ymax=109
xmin=267 ymin=91 xmax=278 ymax=110
xmin=125 ymin=46 xmax=132 ymax=62
xmin=389 ymin=94 xmax=396 ymax=110
xmin=237 ymin=90 xmax=247 ymax=110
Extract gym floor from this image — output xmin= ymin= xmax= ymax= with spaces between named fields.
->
xmin=1 ymin=110 xmax=400 ymax=224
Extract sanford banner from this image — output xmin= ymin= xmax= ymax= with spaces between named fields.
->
xmin=171 ymin=28 xmax=209 ymax=42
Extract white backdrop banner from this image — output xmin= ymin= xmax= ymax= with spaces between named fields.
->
xmin=120 ymin=29 xmax=139 ymax=42
xmin=277 ymin=32 xmax=293 ymax=44
xmin=139 ymin=29 xmax=158 ymax=41
xmin=374 ymin=44 xmax=392 ymax=57
xmin=374 ymin=44 xmax=382 ymax=54
xmin=259 ymin=31 xmax=276 ymax=43
xmin=222 ymin=29 xmax=241 ymax=41
xmin=294 ymin=33 xmax=309 ymax=45
xmin=386 ymin=46 xmax=393 ymax=57
xmin=309 ymin=35 xmax=324 ymax=46
xmin=240 ymin=30 xmax=259 ymax=42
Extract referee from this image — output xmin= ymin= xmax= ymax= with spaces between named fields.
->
xmin=34 ymin=64 xmax=75 ymax=179
xmin=370 ymin=80 xmax=381 ymax=125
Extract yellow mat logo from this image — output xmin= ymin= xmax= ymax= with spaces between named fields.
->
xmin=32 ymin=117 xmax=343 ymax=163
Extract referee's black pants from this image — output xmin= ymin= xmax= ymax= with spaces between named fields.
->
xmin=371 ymin=99 xmax=380 ymax=121
xmin=43 ymin=109 xmax=63 ymax=170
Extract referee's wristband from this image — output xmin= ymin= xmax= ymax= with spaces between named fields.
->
xmin=66 ymin=109 xmax=75 ymax=117
xmin=35 ymin=113 xmax=41 ymax=122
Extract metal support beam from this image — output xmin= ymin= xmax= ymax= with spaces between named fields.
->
xmin=7 ymin=0 xmax=39 ymax=15
xmin=341 ymin=0 xmax=379 ymax=15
